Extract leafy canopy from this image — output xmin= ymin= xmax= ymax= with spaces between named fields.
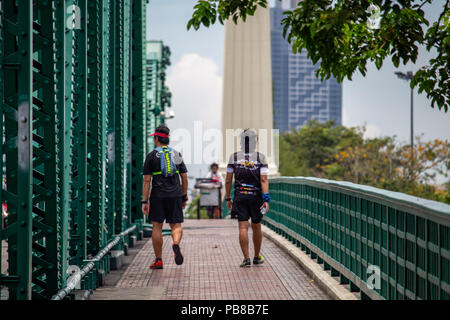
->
xmin=188 ymin=0 xmax=450 ymax=112
xmin=279 ymin=121 xmax=450 ymax=204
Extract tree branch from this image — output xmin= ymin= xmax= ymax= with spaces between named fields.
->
xmin=435 ymin=0 xmax=449 ymax=33
xmin=418 ymin=0 xmax=431 ymax=10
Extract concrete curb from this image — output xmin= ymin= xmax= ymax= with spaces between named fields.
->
xmin=262 ymin=225 xmax=358 ymax=300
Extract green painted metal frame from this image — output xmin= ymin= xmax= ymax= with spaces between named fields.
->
xmin=1 ymin=0 xmax=149 ymax=300
xmin=87 ymin=0 xmax=107 ymax=258
xmin=0 ymin=0 xmax=34 ymax=300
xmin=262 ymin=177 xmax=450 ymax=300
xmin=113 ymin=0 xmax=132 ymax=237
xmin=114 ymin=0 xmax=124 ymax=237
xmin=106 ymin=0 xmax=116 ymax=248
xmin=124 ymin=0 xmax=133 ymax=235
xmin=130 ymin=0 xmax=148 ymax=226
xmin=70 ymin=0 xmax=88 ymax=267
xmin=48 ymin=0 xmax=74 ymax=297
xmin=32 ymin=1 xmax=61 ymax=299
xmin=101 ymin=0 xmax=113 ymax=257
xmin=145 ymin=58 xmax=158 ymax=153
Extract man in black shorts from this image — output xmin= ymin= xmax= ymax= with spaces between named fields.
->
xmin=225 ymin=129 xmax=270 ymax=267
xmin=141 ymin=124 xmax=188 ymax=269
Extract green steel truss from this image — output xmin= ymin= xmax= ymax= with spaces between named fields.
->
xmin=0 ymin=0 xmax=33 ymax=300
xmin=106 ymin=0 xmax=116 ymax=245
xmin=145 ymin=58 xmax=157 ymax=152
xmin=113 ymin=0 xmax=132 ymax=236
xmin=86 ymin=0 xmax=107 ymax=258
xmin=130 ymin=0 xmax=148 ymax=224
xmin=70 ymin=0 xmax=88 ymax=267
xmin=1 ymin=0 xmax=149 ymax=300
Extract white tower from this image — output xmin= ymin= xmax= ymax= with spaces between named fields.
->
xmin=221 ymin=6 xmax=279 ymax=176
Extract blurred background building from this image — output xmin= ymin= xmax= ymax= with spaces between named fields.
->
xmin=270 ymin=0 xmax=342 ymax=132
xmin=146 ymin=41 xmax=173 ymax=151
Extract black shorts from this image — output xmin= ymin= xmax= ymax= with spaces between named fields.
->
xmin=149 ymin=196 xmax=184 ymax=224
xmin=231 ymin=196 xmax=263 ymax=224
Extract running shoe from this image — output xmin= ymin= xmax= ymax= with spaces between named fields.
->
xmin=253 ymin=255 xmax=265 ymax=265
xmin=149 ymin=258 xmax=163 ymax=269
xmin=240 ymin=258 xmax=251 ymax=268
xmin=172 ymin=243 xmax=184 ymax=265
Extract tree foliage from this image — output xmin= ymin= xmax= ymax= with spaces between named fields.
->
xmin=188 ymin=0 xmax=450 ymax=111
xmin=280 ymin=121 xmax=450 ymax=204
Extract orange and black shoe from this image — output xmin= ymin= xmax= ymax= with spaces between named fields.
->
xmin=172 ymin=243 xmax=184 ymax=265
xmin=149 ymin=258 xmax=163 ymax=269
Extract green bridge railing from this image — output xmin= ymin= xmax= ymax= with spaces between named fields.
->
xmin=261 ymin=177 xmax=450 ymax=300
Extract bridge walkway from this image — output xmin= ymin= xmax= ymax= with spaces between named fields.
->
xmin=90 ymin=219 xmax=330 ymax=300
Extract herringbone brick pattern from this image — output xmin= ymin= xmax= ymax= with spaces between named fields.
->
xmin=1 ymin=241 xmax=8 ymax=300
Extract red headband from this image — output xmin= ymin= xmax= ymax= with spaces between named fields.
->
xmin=150 ymin=132 xmax=169 ymax=138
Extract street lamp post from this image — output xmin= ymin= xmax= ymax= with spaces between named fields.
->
xmin=394 ymin=71 xmax=414 ymax=149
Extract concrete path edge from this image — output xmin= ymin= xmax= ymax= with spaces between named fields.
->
xmin=262 ymin=225 xmax=358 ymax=300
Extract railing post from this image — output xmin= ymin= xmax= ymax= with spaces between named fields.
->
xmin=70 ymin=0 xmax=88 ymax=268
xmin=86 ymin=0 xmax=108 ymax=268
xmin=130 ymin=0 xmax=147 ymax=230
xmin=106 ymin=0 xmax=116 ymax=251
xmin=113 ymin=0 xmax=132 ymax=239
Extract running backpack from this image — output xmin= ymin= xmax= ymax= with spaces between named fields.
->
xmin=153 ymin=146 xmax=179 ymax=177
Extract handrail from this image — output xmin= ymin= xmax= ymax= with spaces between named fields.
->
xmin=271 ymin=177 xmax=450 ymax=220
xmin=262 ymin=177 xmax=450 ymax=300
xmin=51 ymin=225 xmax=137 ymax=300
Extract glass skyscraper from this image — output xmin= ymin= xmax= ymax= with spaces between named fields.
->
xmin=271 ymin=0 xmax=342 ymax=133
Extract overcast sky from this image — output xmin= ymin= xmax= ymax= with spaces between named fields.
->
xmin=147 ymin=0 xmax=450 ymax=178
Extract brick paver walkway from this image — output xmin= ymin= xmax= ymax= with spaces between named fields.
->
xmin=1 ymin=241 xmax=6 ymax=275
xmin=1 ymin=240 xmax=8 ymax=300
xmin=92 ymin=219 xmax=330 ymax=300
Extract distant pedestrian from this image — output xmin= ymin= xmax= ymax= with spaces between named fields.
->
xmin=142 ymin=124 xmax=189 ymax=269
xmin=205 ymin=163 xmax=224 ymax=219
xmin=225 ymin=129 xmax=270 ymax=267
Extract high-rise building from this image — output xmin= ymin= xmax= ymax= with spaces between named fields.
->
xmin=271 ymin=0 xmax=342 ymax=133
xmin=145 ymin=41 xmax=172 ymax=151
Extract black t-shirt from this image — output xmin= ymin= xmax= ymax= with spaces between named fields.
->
xmin=143 ymin=148 xmax=188 ymax=198
xmin=227 ymin=151 xmax=269 ymax=199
